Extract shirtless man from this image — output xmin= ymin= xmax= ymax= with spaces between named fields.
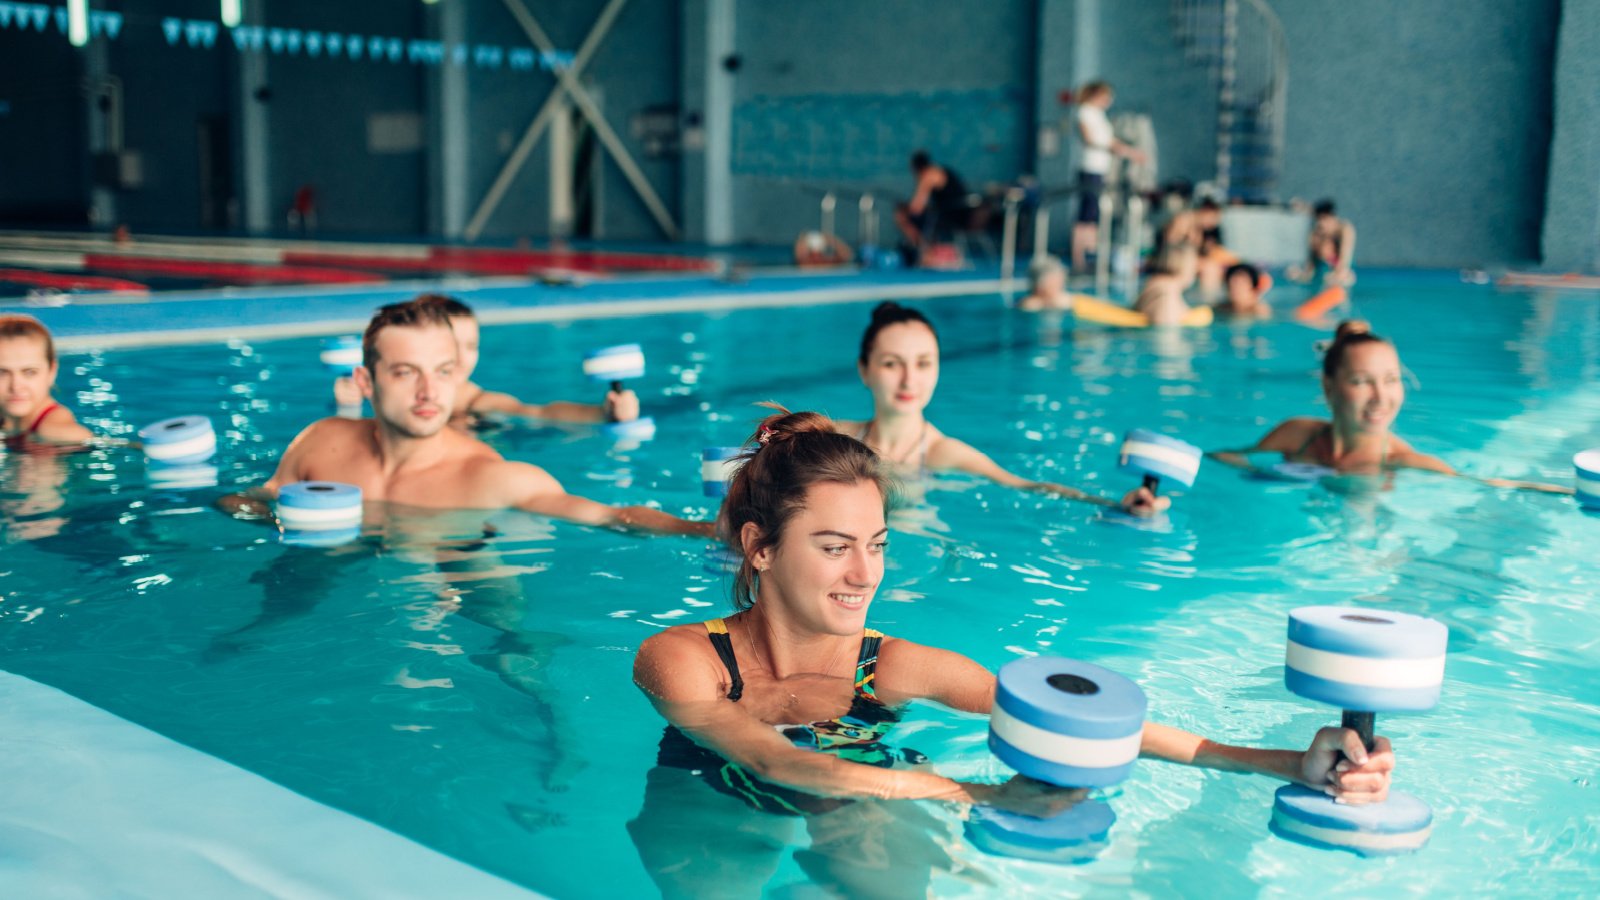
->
xmin=333 ymin=294 xmax=638 ymax=429
xmin=1217 ymin=262 xmax=1273 ymax=318
xmin=231 ymin=298 xmax=707 ymax=536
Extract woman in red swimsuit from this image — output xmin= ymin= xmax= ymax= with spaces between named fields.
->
xmin=0 ymin=315 xmax=92 ymax=449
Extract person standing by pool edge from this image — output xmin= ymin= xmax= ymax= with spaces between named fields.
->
xmin=0 ymin=315 xmax=93 ymax=449
xmin=224 ymin=298 xmax=711 ymax=535
xmin=629 ymin=408 xmax=1395 ymax=895
xmin=835 ymin=302 xmax=1166 ymax=515
xmin=1071 ymin=82 xmax=1146 ymax=274
xmin=333 ymin=294 xmax=639 ymax=428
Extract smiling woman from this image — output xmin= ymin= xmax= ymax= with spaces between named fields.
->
xmin=1208 ymin=320 xmax=1572 ymax=494
xmin=628 ymin=406 xmax=1394 ymax=898
xmin=832 ymin=301 xmax=1165 ymax=516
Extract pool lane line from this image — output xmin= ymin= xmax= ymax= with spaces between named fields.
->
xmin=0 ymin=230 xmax=719 ymax=272
xmin=49 ymin=274 xmax=1022 ymax=352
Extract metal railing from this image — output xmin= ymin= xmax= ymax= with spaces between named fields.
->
xmin=999 ymin=163 xmax=1147 ymax=298
xmin=800 ymin=185 xmax=880 ymax=253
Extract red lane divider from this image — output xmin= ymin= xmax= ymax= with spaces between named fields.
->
xmin=83 ymin=254 xmax=387 ymax=285
xmin=280 ymin=252 xmax=591 ymax=276
xmin=0 ymin=268 xmax=149 ymax=293
xmin=427 ymin=247 xmax=718 ymax=273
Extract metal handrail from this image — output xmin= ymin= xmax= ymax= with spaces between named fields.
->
xmin=999 ymin=162 xmax=1145 ymax=297
xmin=1241 ymin=0 xmax=1288 ymax=191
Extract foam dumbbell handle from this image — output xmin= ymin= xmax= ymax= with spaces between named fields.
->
xmin=1142 ymin=473 xmax=1159 ymax=495
xmin=1343 ymin=710 xmax=1376 ymax=754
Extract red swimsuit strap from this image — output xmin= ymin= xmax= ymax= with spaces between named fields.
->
xmin=25 ymin=401 xmax=61 ymax=435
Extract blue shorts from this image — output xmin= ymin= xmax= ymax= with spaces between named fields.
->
xmin=1077 ymin=172 xmax=1104 ymax=224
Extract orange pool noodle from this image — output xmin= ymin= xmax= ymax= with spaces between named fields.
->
xmin=1294 ymin=285 xmax=1347 ymax=321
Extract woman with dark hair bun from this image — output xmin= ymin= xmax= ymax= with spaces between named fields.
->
xmin=835 ymin=302 xmax=1165 ymax=516
xmin=629 ymin=406 xmax=1392 ymax=896
xmin=1212 ymin=321 xmax=1570 ymax=492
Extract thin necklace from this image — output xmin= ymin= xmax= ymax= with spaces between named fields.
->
xmin=864 ymin=418 xmax=928 ymax=466
xmin=744 ymin=617 xmax=851 ymax=685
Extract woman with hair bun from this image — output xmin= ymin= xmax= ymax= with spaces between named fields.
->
xmin=629 ymin=406 xmax=1392 ymax=896
xmin=1212 ymin=321 xmax=1570 ymax=492
xmin=837 ymin=302 xmax=1165 ymax=516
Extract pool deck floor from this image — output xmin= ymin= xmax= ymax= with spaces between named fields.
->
xmin=0 ymin=670 xmax=537 ymax=899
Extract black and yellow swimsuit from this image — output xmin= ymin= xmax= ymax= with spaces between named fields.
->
xmin=655 ymin=618 xmax=926 ymax=816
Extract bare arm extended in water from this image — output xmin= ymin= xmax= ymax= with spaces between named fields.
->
xmin=502 ymin=461 xmax=714 ymax=537
xmin=1211 ymin=418 xmax=1573 ymax=493
xmin=25 ymin=405 xmax=95 ymax=445
xmin=930 ymin=434 xmax=1169 ymax=517
xmin=468 ymin=386 xmax=640 ymax=424
xmin=213 ymin=417 xmax=330 ymax=521
xmin=635 ymin=632 xmax=1393 ymax=815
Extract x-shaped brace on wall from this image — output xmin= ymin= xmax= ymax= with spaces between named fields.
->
xmin=464 ymin=0 xmax=681 ymax=241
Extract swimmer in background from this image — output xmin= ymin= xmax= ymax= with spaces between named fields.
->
xmin=793 ymin=231 xmax=854 ymax=268
xmin=1161 ymin=198 xmax=1237 ymax=298
xmin=1288 ymin=199 xmax=1357 ymax=287
xmin=833 ymin=302 xmax=1165 ymax=516
xmin=1210 ymin=321 xmax=1573 ymax=493
xmin=629 ymin=409 xmax=1394 ymax=897
xmin=1217 ymin=262 xmax=1273 ymax=318
xmin=0 ymin=315 xmax=93 ymax=449
xmin=1017 ymin=256 xmax=1074 ymax=312
xmin=334 ymin=295 xmax=639 ymax=428
xmin=1133 ymin=244 xmax=1200 ymax=327
xmin=228 ymin=297 xmax=710 ymax=535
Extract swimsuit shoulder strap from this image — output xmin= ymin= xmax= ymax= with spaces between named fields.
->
xmin=27 ymin=402 xmax=61 ymax=435
xmin=856 ymin=420 xmax=872 ymax=442
xmin=703 ymin=618 xmax=744 ymax=701
xmin=854 ymin=628 xmax=885 ymax=699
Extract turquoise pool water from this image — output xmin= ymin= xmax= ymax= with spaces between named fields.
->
xmin=1 ymin=279 xmax=1597 ymax=896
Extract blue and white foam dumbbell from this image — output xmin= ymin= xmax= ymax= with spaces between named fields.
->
xmin=1118 ymin=428 xmax=1202 ymax=495
xmin=1270 ymin=605 xmax=1448 ymax=857
xmin=1574 ymin=449 xmax=1600 ymax=510
xmin=138 ymin=415 xmax=217 ymax=467
xmin=967 ymin=799 xmax=1116 ymax=865
xmin=276 ymin=481 xmax=363 ymax=546
xmin=968 ymin=657 xmax=1146 ymax=862
xmin=582 ymin=344 xmax=655 ymax=442
xmin=320 ymin=335 xmax=363 ymax=375
xmin=702 ymin=446 xmax=745 ymax=498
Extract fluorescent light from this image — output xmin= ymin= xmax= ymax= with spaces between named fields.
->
xmin=67 ymin=0 xmax=88 ymax=46
xmin=221 ymin=0 xmax=242 ymax=28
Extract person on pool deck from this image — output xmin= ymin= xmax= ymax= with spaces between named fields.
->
xmin=1017 ymin=255 xmax=1074 ymax=312
xmin=1133 ymin=244 xmax=1200 ymax=327
xmin=1288 ymin=199 xmax=1357 ymax=287
xmin=228 ymin=298 xmax=710 ymax=535
xmin=0 ymin=315 xmax=93 ymax=449
xmin=1071 ymin=81 xmax=1146 ymax=274
xmin=892 ymin=151 xmax=970 ymax=264
xmin=1217 ymin=262 xmax=1273 ymax=318
xmin=1210 ymin=321 xmax=1573 ymax=493
xmin=333 ymin=294 xmax=639 ymax=429
xmin=793 ymin=230 xmax=855 ymax=268
xmin=629 ymin=409 xmax=1393 ymax=895
xmin=832 ymin=302 xmax=1164 ymax=516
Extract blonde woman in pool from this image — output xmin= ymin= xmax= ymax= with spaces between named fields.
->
xmin=0 ymin=315 xmax=92 ymax=449
xmin=834 ymin=302 xmax=1165 ymax=516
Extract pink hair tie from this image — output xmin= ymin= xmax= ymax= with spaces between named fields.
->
xmin=758 ymin=425 xmax=774 ymax=445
